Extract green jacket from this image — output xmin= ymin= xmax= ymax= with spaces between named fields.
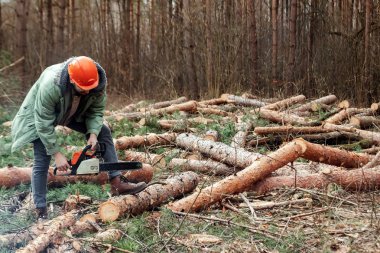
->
xmin=11 ymin=58 xmax=107 ymax=155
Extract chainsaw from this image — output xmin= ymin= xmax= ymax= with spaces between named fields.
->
xmin=53 ymin=143 xmax=142 ymax=175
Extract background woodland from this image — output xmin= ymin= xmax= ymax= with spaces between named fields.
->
xmin=0 ymin=0 xmax=379 ymax=105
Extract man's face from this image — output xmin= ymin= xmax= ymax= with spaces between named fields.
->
xmin=72 ymin=82 xmax=90 ymax=95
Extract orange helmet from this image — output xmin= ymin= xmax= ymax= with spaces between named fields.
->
xmin=68 ymin=56 xmax=99 ymax=90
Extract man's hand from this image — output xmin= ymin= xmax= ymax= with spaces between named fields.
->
xmin=87 ymin=133 xmax=98 ymax=150
xmin=54 ymin=152 xmax=70 ymax=171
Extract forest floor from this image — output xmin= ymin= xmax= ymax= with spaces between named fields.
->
xmin=0 ymin=94 xmax=379 ymax=252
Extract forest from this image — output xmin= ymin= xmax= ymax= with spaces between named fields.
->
xmin=0 ymin=0 xmax=379 ymax=105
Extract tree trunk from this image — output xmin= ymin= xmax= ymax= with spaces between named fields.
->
xmin=57 ymin=0 xmax=66 ymax=60
xmin=287 ymin=0 xmax=297 ymax=86
xmin=167 ymin=139 xmax=306 ymax=212
xmin=254 ymin=108 xmax=312 ymax=126
xmin=16 ymin=211 xmax=76 ymax=253
xmin=168 ymin=158 xmax=233 ymax=176
xmin=46 ymin=0 xmax=54 ymax=65
xmin=291 ymin=95 xmax=337 ymax=113
xmin=115 ymin=132 xmax=177 ymax=150
xmin=261 ymin=95 xmax=306 ymax=111
xmin=322 ymin=123 xmax=380 ymax=144
xmin=176 ymin=133 xmax=262 ymax=168
xmin=271 ymin=0 xmax=278 ymax=83
xmin=251 ymin=166 xmax=380 ymax=194
xmin=15 ymin=0 xmax=30 ymax=85
xmin=350 ymin=116 xmax=380 ymax=128
xmin=99 ymin=172 xmax=199 ymax=222
xmin=221 ymin=94 xmax=267 ymax=107
xmin=324 ymin=108 xmax=374 ymax=124
xmin=205 ymin=0 xmax=214 ymax=96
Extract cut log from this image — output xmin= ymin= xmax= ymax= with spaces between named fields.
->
xmin=197 ymin=107 xmax=231 ymax=117
xmin=253 ymin=108 xmax=313 ymax=126
xmin=0 ymin=166 xmax=109 ymax=189
xmin=176 ymin=133 xmax=262 ymax=168
xmin=204 ymin=130 xmax=219 ymax=142
xmin=370 ymin=102 xmax=380 ymax=112
xmin=261 ymin=95 xmax=306 ymax=111
xmin=16 ymin=211 xmax=76 ymax=253
xmin=220 ymin=94 xmax=266 ymax=107
xmin=250 ymin=166 xmax=380 ymax=194
xmin=254 ymin=126 xmax=333 ymax=135
xmin=291 ymin=95 xmax=337 ymax=112
xmin=299 ymin=138 xmax=371 ymax=168
xmin=124 ymin=150 xmax=166 ymax=169
xmin=149 ymin=96 xmax=188 ymax=109
xmin=64 ymin=194 xmax=92 ymax=211
xmin=338 ymin=100 xmax=350 ymax=109
xmin=109 ymin=100 xmax=198 ymax=121
xmin=98 ymin=171 xmax=199 ymax=222
xmin=322 ymin=123 xmax=380 ymax=145
xmin=242 ymin=93 xmax=279 ymax=103
xmin=350 ymin=116 xmax=380 ymax=128
xmin=168 ymin=158 xmax=233 ymax=176
xmin=115 ymin=132 xmax=177 ymax=150
xmin=198 ymin=98 xmax=227 ymax=106
xmin=167 ymin=139 xmax=306 ymax=212
xmin=94 ymin=229 xmax=123 ymax=243
xmin=361 ymin=146 xmax=380 ymax=155
xmin=231 ymin=122 xmax=252 ymax=148
xmin=239 ymin=198 xmax=312 ymax=210
xmin=122 ymin=163 xmax=154 ymax=184
xmin=324 ymin=108 xmax=374 ymax=124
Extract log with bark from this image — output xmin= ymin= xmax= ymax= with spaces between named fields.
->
xmin=115 ymin=132 xmax=177 ymax=150
xmin=350 ymin=116 xmax=380 ymax=128
xmin=204 ymin=130 xmax=219 ymax=142
xmin=16 ymin=211 xmax=76 ymax=253
xmin=197 ymin=107 xmax=232 ymax=117
xmin=254 ymin=126 xmax=333 ymax=135
xmin=147 ymin=96 xmax=188 ymax=110
xmin=158 ymin=117 xmax=215 ymax=130
xmin=322 ymin=123 xmax=380 ymax=145
xmin=167 ymin=139 xmax=306 ymax=212
xmin=261 ymin=95 xmax=306 ymax=111
xmin=168 ymin=158 xmax=233 ymax=176
xmin=98 ymin=171 xmax=199 ymax=222
xmin=231 ymin=122 xmax=252 ymax=148
xmin=122 ymin=163 xmax=154 ymax=184
xmin=198 ymin=98 xmax=227 ymax=106
xmin=290 ymin=95 xmax=337 ymax=113
xmin=250 ymin=166 xmax=380 ymax=194
xmin=253 ymin=108 xmax=314 ymax=126
xmin=324 ymin=108 xmax=374 ymax=124
xmin=124 ymin=150 xmax=166 ymax=170
xmin=176 ymin=133 xmax=262 ymax=168
xmin=220 ymin=94 xmax=267 ymax=107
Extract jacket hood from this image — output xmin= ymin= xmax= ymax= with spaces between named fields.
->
xmin=55 ymin=57 xmax=107 ymax=95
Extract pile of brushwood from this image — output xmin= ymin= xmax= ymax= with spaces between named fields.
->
xmin=1 ymin=93 xmax=380 ymax=252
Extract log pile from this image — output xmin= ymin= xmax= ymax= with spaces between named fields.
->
xmin=3 ymin=93 xmax=380 ymax=252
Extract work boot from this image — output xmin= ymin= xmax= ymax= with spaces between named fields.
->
xmin=35 ymin=206 xmax=48 ymax=220
xmin=110 ymin=175 xmax=147 ymax=196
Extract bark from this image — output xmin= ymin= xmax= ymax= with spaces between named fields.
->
xmin=115 ymin=133 xmax=177 ymax=150
xmin=124 ymin=150 xmax=165 ymax=169
xmin=122 ymin=164 xmax=154 ymax=184
xmin=261 ymin=95 xmax=306 ymax=111
xmin=323 ymin=123 xmax=380 ymax=145
xmin=271 ymin=0 xmax=278 ymax=81
xmin=221 ymin=94 xmax=266 ymax=107
xmin=99 ymin=172 xmax=199 ymax=222
xmin=231 ymin=122 xmax=252 ymax=148
xmin=167 ymin=139 xmax=306 ymax=212
xmin=64 ymin=195 xmax=92 ymax=212
xmin=148 ymin=96 xmax=188 ymax=109
xmin=0 ymin=167 xmax=109 ymax=188
xmin=168 ymin=158 xmax=233 ymax=176
xmin=291 ymin=95 xmax=338 ymax=112
xmin=350 ymin=116 xmax=380 ymax=128
xmin=324 ymin=108 xmax=374 ymax=124
xmin=254 ymin=108 xmax=313 ymax=126
xmin=250 ymin=166 xmax=380 ymax=194
xmin=248 ymin=0 xmax=258 ymax=88
xmin=287 ymin=0 xmax=297 ymax=84
xmin=109 ymin=101 xmax=198 ymax=121
xmin=16 ymin=211 xmax=76 ymax=253
xmin=176 ymin=133 xmax=262 ymax=168
xmin=254 ymin=126 xmax=333 ymax=135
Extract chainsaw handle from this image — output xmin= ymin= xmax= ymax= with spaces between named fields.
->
xmin=53 ymin=160 xmax=73 ymax=175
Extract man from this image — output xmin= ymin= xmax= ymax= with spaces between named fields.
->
xmin=11 ymin=56 xmax=147 ymax=219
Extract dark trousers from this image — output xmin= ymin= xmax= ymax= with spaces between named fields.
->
xmin=31 ymin=122 xmax=120 ymax=208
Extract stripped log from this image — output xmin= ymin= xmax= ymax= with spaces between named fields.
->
xmin=220 ymin=94 xmax=266 ymax=107
xmin=291 ymin=95 xmax=337 ymax=112
xmin=324 ymin=108 xmax=374 ymax=124
xmin=125 ymin=151 xmax=166 ymax=169
xmin=231 ymin=122 xmax=252 ymax=148
xmin=115 ymin=132 xmax=177 ymax=150
xmin=167 ymin=140 xmax=306 ymax=212
xmin=176 ymin=133 xmax=262 ymax=168
xmin=254 ymin=126 xmax=333 ymax=135
xmin=109 ymin=100 xmax=198 ymax=121
xmin=250 ymin=166 xmax=380 ymax=194
xmin=253 ymin=108 xmax=313 ymax=126
xmin=99 ymin=172 xmax=199 ymax=222
xmin=16 ymin=211 xmax=76 ymax=253
xmin=168 ymin=158 xmax=233 ymax=176
xmin=261 ymin=95 xmax=306 ymax=111
xmin=350 ymin=116 xmax=380 ymax=128
xmin=322 ymin=123 xmax=380 ymax=145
